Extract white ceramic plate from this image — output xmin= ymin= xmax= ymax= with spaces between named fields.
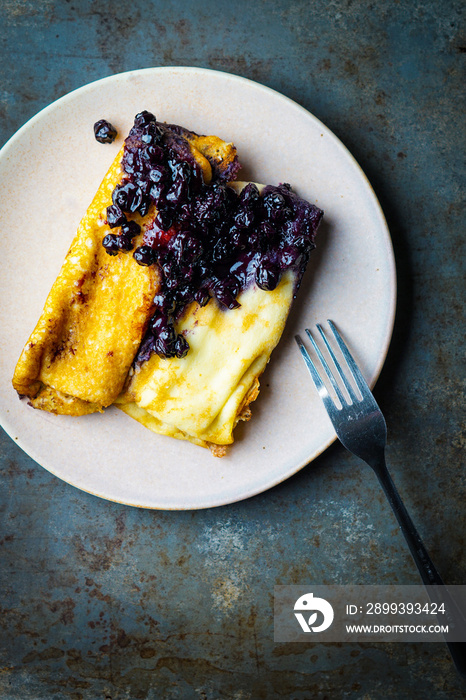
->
xmin=0 ymin=67 xmax=396 ymax=510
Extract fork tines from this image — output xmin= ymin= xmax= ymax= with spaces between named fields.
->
xmin=295 ymin=320 xmax=368 ymax=409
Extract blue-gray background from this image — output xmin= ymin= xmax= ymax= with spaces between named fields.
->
xmin=1 ymin=1 xmax=464 ymax=698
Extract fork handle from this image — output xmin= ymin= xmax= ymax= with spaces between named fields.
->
xmin=373 ymin=459 xmax=442 ymax=587
xmin=369 ymin=454 xmax=466 ymax=677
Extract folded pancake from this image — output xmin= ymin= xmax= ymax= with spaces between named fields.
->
xmin=13 ymin=111 xmax=323 ymax=455
xmin=12 ymin=116 xmax=239 ymax=416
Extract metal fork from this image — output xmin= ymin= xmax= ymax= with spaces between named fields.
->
xmin=296 ymin=320 xmax=466 ymax=677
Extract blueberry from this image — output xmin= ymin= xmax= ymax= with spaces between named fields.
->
xmin=137 ymin=195 xmax=151 ymax=217
xmin=229 ymin=226 xmax=246 ymax=251
xmin=155 ymin=209 xmax=174 ymax=231
xmin=213 ymin=282 xmax=241 ymax=309
xmin=165 ymin=177 xmax=189 ymax=208
xmin=193 ymin=288 xmax=210 ymax=307
xmin=175 ymin=334 xmax=189 ymax=358
xmin=140 ymin=120 xmax=161 ymax=145
xmin=263 ymin=191 xmax=286 ymax=221
xmin=211 ymin=236 xmax=232 ymax=263
xmin=278 ymin=245 xmax=298 ymax=269
xmin=136 ymin=336 xmax=155 ymax=363
xmin=234 ymin=207 xmax=255 ymax=229
xmin=246 ymin=228 xmax=262 ymax=251
xmin=122 ymin=150 xmax=138 ymax=175
xmin=136 ymin=179 xmax=152 ymax=195
xmin=222 ymin=275 xmax=241 ymax=298
xmin=94 ymin=119 xmax=117 ymax=144
xmin=256 ymin=258 xmax=281 ymax=291
xmin=154 ymin=325 xmax=177 ymax=356
xmin=168 ymin=231 xmax=203 ymax=265
xmin=151 ymin=312 xmax=168 ymax=332
xmin=141 ymin=144 xmax=164 ymax=166
xmin=174 ymin=284 xmax=195 ymax=305
xmin=134 ymin=111 xmax=156 ymax=127
xmin=258 ymin=221 xmax=275 ymax=242
xmin=117 ymin=233 xmax=135 ymax=251
xmin=292 ymin=235 xmax=309 ymax=249
xmin=141 ymin=132 xmax=154 ymax=145
xmin=175 ymin=161 xmax=191 ymax=182
xmin=112 ymin=182 xmax=130 ymax=209
xmin=133 ymin=245 xmax=154 ymax=266
xmin=102 ymin=233 xmax=120 ymax=255
xmin=149 ymin=165 xmax=168 ymax=183
xmin=153 ymin=294 xmax=176 ymax=313
xmin=210 ymin=183 xmax=227 ymax=206
xmin=168 ymin=156 xmax=191 ymax=182
xmin=164 ymin=274 xmax=180 ymax=291
xmin=177 ymin=202 xmax=194 ymax=225
xmin=239 ymin=182 xmax=260 ymax=208
xmin=121 ymin=220 xmax=141 ymax=238
xmin=229 ymin=258 xmax=250 ymax=286
xmin=193 ymin=190 xmax=216 ymax=223
xmin=106 ymin=204 xmax=127 ymax=228
xmin=283 ymin=220 xmax=310 ymax=249
xmin=112 ymin=181 xmax=144 ymax=213
xmin=149 ymin=182 xmax=166 ymax=202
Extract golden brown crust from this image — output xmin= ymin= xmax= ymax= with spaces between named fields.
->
xmin=208 ymin=443 xmax=228 ymax=458
xmin=28 ymin=386 xmax=103 ymax=415
xmin=236 ymin=377 xmax=260 ymax=424
xmin=12 ymin=147 xmax=160 ymax=411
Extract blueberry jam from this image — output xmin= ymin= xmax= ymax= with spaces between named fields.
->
xmin=102 ymin=111 xmax=323 ymax=361
xmin=94 ymin=119 xmax=118 ymax=144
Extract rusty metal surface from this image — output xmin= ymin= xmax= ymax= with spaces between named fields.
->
xmin=0 ymin=1 xmax=465 ymax=698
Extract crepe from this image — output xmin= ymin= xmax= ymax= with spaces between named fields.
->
xmin=115 ymin=268 xmax=296 ymax=455
xmin=13 ymin=114 xmax=322 ymax=455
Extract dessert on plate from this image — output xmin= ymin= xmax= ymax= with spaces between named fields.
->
xmin=12 ymin=111 xmax=323 ymax=455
